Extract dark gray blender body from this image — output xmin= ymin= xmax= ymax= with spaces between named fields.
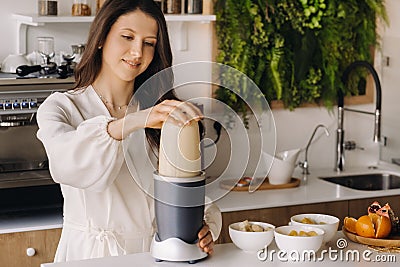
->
xmin=151 ymin=173 xmax=207 ymax=263
xmin=154 ymin=173 xmax=205 ymax=244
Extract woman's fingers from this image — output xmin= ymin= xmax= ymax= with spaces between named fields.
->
xmin=197 ymin=225 xmax=214 ymax=254
xmin=162 ymin=100 xmax=203 ymax=123
xmin=198 ymin=224 xmax=209 ymax=239
xmin=145 ymin=100 xmax=203 ymax=128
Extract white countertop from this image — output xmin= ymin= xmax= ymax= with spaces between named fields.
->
xmin=2 ymin=162 xmax=400 ymax=234
xmin=0 ymin=209 xmax=62 ymax=234
xmin=214 ymin=162 xmax=400 ymax=212
xmin=0 ymin=75 xmax=75 ymax=86
xmin=40 ymin=231 xmax=399 ymax=267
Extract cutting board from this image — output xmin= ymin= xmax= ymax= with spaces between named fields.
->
xmin=219 ymin=177 xmax=300 ymax=191
xmin=342 ymin=227 xmax=400 ymax=247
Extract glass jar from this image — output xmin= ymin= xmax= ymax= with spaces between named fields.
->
xmin=72 ymin=0 xmax=92 ymax=16
xmin=166 ymin=0 xmax=181 ymax=14
xmin=186 ymin=0 xmax=202 ymax=14
xmin=38 ymin=0 xmax=58 ymax=16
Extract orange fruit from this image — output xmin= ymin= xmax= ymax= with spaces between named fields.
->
xmin=373 ymin=214 xmax=392 ymax=238
xmin=356 ymin=215 xmax=375 ymax=238
xmin=355 ymin=214 xmax=392 ymax=238
xmin=344 ymin=217 xmax=357 ymax=234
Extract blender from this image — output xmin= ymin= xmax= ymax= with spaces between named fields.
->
xmin=150 ymin=119 xmax=207 ymax=263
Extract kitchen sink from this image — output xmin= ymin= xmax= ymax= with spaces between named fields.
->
xmin=319 ymin=173 xmax=400 ymax=191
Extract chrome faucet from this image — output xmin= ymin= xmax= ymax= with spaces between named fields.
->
xmin=299 ymin=124 xmax=330 ymax=174
xmin=336 ymin=61 xmax=382 ymax=172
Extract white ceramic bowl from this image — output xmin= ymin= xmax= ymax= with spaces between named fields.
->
xmin=290 ymin=213 xmax=339 ymax=243
xmin=274 ymin=225 xmax=324 ymax=253
xmin=1 ymin=54 xmax=30 ymax=73
xmin=229 ymin=221 xmax=275 ymax=253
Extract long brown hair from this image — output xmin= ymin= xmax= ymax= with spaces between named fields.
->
xmin=74 ymin=0 xmax=178 ymax=150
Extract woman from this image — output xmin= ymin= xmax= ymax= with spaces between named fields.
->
xmin=37 ymin=0 xmax=221 ymax=262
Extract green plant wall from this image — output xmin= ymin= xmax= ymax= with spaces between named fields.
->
xmin=214 ymin=0 xmax=388 ymax=111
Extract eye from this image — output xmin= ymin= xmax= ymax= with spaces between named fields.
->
xmin=144 ymin=41 xmax=156 ymax=47
xmin=122 ymin=35 xmax=133 ymax=40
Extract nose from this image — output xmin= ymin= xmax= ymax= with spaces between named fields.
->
xmin=129 ymin=40 xmax=142 ymax=58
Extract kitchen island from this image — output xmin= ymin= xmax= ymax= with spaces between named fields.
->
xmin=41 ymin=231 xmax=399 ymax=266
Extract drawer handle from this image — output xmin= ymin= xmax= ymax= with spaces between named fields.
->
xmin=26 ymin=247 xmax=36 ymax=257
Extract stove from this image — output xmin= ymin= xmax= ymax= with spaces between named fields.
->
xmin=0 ymin=75 xmax=74 ymax=213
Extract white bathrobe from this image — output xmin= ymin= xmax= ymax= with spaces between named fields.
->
xmin=36 ymin=85 xmax=222 ymax=262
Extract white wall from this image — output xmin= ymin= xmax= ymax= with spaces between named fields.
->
xmin=1 ymin=1 xmax=398 ymax=177
xmin=378 ymin=0 xmax=400 ymax=163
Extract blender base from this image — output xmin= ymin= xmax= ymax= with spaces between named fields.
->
xmin=150 ymin=235 xmax=208 ymax=264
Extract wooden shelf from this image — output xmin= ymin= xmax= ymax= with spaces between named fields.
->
xmin=13 ymin=14 xmax=216 ymax=24
xmin=13 ymin=14 xmax=216 ymax=53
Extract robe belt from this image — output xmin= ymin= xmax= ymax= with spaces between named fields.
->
xmin=63 ymin=220 xmax=152 ymax=257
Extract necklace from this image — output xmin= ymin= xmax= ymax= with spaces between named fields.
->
xmin=98 ymin=94 xmax=129 ymax=110
xmin=94 ymin=88 xmax=131 ymax=110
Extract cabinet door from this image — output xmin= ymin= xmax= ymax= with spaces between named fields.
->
xmin=0 ymin=228 xmax=61 ymax=267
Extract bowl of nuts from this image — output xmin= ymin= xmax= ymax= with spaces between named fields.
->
xmin=229 ymin=220 xmax=275 ymax=253
xmin=290 ymin=213 xmax=339 ymax=243
xmin=274 ymin=225 xmax=325 ymax=253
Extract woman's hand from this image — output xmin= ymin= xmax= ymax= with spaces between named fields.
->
xmin=108 ymin=99 xmax=203 ymax=140
xmin=143 ymin=99 xmax=203 ymax=129
xmin=197 ymin=224 xmax=214 ymax=255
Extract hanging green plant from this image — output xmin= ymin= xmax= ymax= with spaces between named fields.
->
xmin=214 ymin=0 xmax=388 ymax=113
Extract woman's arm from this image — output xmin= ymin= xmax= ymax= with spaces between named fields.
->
xmin=37 ymin=93 xmax=124 ymax=192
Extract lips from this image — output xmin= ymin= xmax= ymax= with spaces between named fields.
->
xmin=123 ymin=59 xmax=141 ymax=67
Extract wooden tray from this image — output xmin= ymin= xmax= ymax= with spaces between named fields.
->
xmin=220 ymin=177 xmax=300 ymax=191
xmin=342 ymin=227 xmax=400 ymax=248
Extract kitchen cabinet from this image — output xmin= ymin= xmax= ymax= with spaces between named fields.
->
xmin=12 ymin=14 xmax=216 ymax=54
xmin=0 ymin=228 xmax=61 ymax=267
xmin=216 ymin=195 xmax=400 ymax=244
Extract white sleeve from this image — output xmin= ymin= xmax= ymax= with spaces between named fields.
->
xmin=36 ymin=92 xmax=124 ymax=192
xmin=204 ymin=197 xmax=222 ymax=241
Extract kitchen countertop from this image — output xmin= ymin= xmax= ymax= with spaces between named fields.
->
xmin=0 ymin=74 xmax=75 ymax=86
xmin=214 ymin=162 xmax=400 ymax=212
xmin=0 ymin=209 xmax=62 ymax=234
xmin=1 ymin=162 xmax=400 ymax=234
xmin=40 ymin=231 xmax=399 ymax=266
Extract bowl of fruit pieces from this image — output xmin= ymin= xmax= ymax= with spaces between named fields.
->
xmin=343 ymin=201 xmax=400 ymax=247
xmin=290 ymin=213 xmax=339 ymax=243
xmin=274 ymin=225 xmax=325 ymax=253
xmin=229 ymin=220 xmax=275 ymax=252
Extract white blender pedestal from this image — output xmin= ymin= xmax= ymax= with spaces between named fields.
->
xmin=150 ymin=235 xmax=208 ymax=264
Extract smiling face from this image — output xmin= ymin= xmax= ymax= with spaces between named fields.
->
xmin=101 ymin=9 xmax=158 ymax=83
